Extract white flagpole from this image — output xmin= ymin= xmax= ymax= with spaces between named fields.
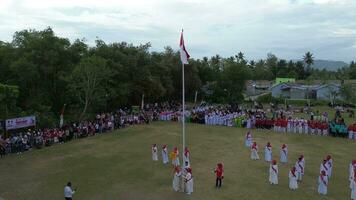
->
xmin=182 ymin=62 xmax=186 ymax=163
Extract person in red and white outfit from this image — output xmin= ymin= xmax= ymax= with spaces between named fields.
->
xmin=264 ymin=142 xmax=272 ymax=162
xmin=289 ymin=167 xmax=298 ymax=190
xmin=214 ymin=163 xmax=224 ymax=188
xmin=184 ymin=167 xmax=193 ymax=195
xmin=269 ymin=160 xmax=278 ymax=185
xmin=251 ymin=142 xmax=259 ymax=160
xmin=184 ymin=147 xmax=190 ymax=164
xmin=280 ymin=144 xmax=288 ymax=164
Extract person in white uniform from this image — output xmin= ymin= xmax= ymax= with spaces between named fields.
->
xmin=280 ymin=144 xmax=288 ymax=164
xmin=350 ymin=160 xmax=356 ymax=189
xmin=295 ymin=155 xmax=305 ymax=181
xmin=251 ymin=142 xmax=260 ymax=160
xmin=245 ymin=131 xmax=253 ymax=148
xmin=318 ymin=170 xmax=328 ymax=195
xmin=173 ymin=166 xmax=182 ymax=192
xmin=351 ymin=169 xmax=356 ymax=200
xmin=289 ymin=167 xmax=298 ymax=190
xmin=185 ymin=167 xmax=194 ymax=195
xmin=264 ymin=142 xmax=272 ymax=162
xmin=162 ymin=144 xmax=169 ymax=164
xmin=152 ymin=144 xmax=158 ymax=161
xmin=269 ymin=160 xmax=278 ymax=185
xmin=326 ymin=155 xmax=333 ymax=179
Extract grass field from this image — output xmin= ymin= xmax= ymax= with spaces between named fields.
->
xmin=0 ymin=122 xmax=355 ymax=200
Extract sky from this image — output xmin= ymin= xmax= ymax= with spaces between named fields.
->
xmin=1 ymin=0 xmax=356 ymax=62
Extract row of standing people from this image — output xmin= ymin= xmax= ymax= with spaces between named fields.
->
xmin=246 ymin=131 xmax=356 ymax=198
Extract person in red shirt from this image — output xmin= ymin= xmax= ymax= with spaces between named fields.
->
xmin=214 ymin=163 xmax=224 ymax=188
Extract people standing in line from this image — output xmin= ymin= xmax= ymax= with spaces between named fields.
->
xmin=64 ymin=182 xmax=76 ymax=200
xmin=280 ymin=144 xmax=288 ymax=164
xmin=151 ymin=144 xmax=158 ymax=161
xmin=214 ymin=163 xmax=224 ymax=188
xmin=289 ymin=167 xmax=298 ymax=190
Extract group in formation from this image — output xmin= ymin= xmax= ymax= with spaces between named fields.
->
xmin=246 ymin=131 xmax=356 ymax=198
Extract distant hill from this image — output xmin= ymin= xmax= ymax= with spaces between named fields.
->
xmin=292 ymin=59 xmax=348 ymax=71
xmin=311 ymin=60 xmax=348 ymax=71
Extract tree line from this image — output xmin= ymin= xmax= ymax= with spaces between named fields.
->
xmin=0 ymin=27 xmax=355 ymax=127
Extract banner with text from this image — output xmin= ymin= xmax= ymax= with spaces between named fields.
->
xmin=5 ymin=116 xmax=36 ymax=130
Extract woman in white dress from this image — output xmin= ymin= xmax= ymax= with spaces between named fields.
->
xmin=280 ymin=144 xmax=288 ymax=164
xmin=264 ymin=142 xmax=272 ymax=162
xmin=351 ymin=170 xmax=356 ymax=200
xmin=245 ymin=132 xmax=253 ymax=148
xmin=250 ymin=142 xmax=259 ymax=160
xmin=326 ymin=155 xmax=333 ymax=179
xmin=152 ymin=144 xmax=158 ymax=161
xmin=185 ymin=167 xmax=194 ymax=195
xmin=295 ymin=155 xmax=305 ymax=181
xmin=318 ymin=170 xmax=328 ymax=195
xmin=351 ymin=160 xmax=356 ymax=189
xmin=162 ymin=144 xmax=169 ymax=164
xmin=289 ymin=167 xmax=298 ymax=190
xmin=183 ymin=147 xmax=190 ymax=164
xmin=269 ymin=160 xmax=278 ymax=185
xmin=173 ymin=166 xmax=181 ymax=192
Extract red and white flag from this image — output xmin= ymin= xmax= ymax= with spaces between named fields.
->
xmin=59 ymin=104 xmax=66 ymax=128
xmin=179 ymin=30 xmax=190 ymax=65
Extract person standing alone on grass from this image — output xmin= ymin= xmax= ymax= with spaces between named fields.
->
xmin=64 ymin=182 xmax=76 ymax=200
xmin=162 ymin=144 xmax=169 ymax=164
xmin=152 ymin=144 xmax=158 ymax=161
xmin=214 ymin=163 xmax=224 ymax=188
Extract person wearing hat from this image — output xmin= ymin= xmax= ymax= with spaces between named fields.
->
xmin=64 ymin=182 xmax=76 ymax=200
xmin=280 ymin=144 xmax=288 ymax=164
xmin=214 ymin=163 xmax=224 ymax=188
xmin=173 ymin=166 xmax=182 ymax=192
xmin=318 ymin=170 xmax=328 ymax=195
xmin=151 ymin=144 xmax=158 ymax=161
xmin=162 ymin=144 xmax=169 ymax=164
xmin=288 ymin=167 xmax=298 ymax=190
xmin=250 ymin=142 xmax=259 ymax=160
xmin=269 ymin=160 xmax=278 ymax=185
xmin=351 ymin=169 xmax=356 ymax=200
xmin=264 ymin=142 xmax=272 ymax=162
xmin=184 ymin=167 xmax=193 ymax=195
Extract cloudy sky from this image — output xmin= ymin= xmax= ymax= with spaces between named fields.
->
xmin=1 ymin=0 xmax=356 ymax=62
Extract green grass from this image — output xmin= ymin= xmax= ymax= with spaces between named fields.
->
xmin=0 ymin=122 xmax=355 ymax=200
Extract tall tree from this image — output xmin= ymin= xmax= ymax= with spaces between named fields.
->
xmin=303 ymin=52 xmax=314 ymax=77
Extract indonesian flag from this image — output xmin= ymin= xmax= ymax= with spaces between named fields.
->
xmin=180 ymin=30 xmax=190 ymax=65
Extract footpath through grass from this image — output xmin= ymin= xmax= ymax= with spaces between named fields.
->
xmin=0 ymin=122 xmax=355 ymax=200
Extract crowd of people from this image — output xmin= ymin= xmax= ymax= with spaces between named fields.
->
xmin=0 ymin=108 xmax=152 ymax=158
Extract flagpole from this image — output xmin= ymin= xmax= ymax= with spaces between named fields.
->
xmin=182 ymin=62 xmax=186 ymax=163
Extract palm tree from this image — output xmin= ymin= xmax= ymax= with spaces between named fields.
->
xmin=303 ymin=52 xmax=314 ymax=77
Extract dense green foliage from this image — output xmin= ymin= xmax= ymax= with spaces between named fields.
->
xmin=0 ymin=27 xmax=355 ymax=126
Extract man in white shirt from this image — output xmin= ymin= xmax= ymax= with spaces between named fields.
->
xmin=64 ymin=182 xmax=76 ymax=200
